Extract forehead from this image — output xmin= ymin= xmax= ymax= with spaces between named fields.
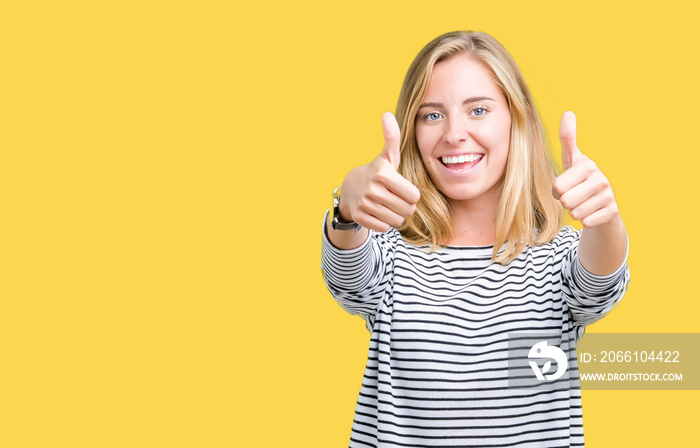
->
xmin=423 ymin=54 xmax=502 ymax=100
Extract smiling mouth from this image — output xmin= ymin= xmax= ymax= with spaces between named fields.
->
xmin=440 ymin=154 xmax=484 ymax=170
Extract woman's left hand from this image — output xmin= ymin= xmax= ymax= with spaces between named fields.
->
xmin=552 ymin=111 xmax=620 ymax=228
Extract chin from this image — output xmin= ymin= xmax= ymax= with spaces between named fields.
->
xmin=437 ymin=183 xmax=501 ymax=204
xmin=439 ymin=189 xmax=481 ymax=202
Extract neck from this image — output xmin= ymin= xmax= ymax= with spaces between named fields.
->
xmin=447 ymin=191 xmax=499 ymax=246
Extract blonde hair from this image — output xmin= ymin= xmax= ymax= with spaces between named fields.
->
xmin=395 ymin=31 xmax=563 ymax=264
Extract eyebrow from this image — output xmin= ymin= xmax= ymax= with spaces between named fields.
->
xmin=418 ymin=96 xmax=495 ymax=108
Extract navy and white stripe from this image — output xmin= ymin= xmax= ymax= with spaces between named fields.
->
xmin=321 ymin=211 xmax=630 ymax=447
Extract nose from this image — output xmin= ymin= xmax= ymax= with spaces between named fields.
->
xmin=443 ymin=114 xmax=468 ymax=146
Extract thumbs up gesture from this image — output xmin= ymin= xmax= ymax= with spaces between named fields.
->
xmin=337 ymin=112 xmax=421 ymax=233
xmin=552 ymin=111 xmax=620 ymax=228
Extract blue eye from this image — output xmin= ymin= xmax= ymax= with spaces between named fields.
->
xmin=473 ymin=107 xmax=486 ymax=116
xmin=424 ymin=112 xmax=442 ymax=121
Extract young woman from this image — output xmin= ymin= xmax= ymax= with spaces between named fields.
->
xmin=321 ymin=31 xmax=629 ymax=447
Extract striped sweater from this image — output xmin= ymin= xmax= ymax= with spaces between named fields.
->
xmin=321 ymin=214 xmax=630 ymax=447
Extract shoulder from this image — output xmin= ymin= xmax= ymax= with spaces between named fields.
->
xmin=540 ymin=225 xmax=583 ymax=249
xmin=373 ymin=226 xmax=403 ymax=243
xmin=525 ymin=226 xmax=583 ymax=264
xmin=368 ymin=226 xmax=406 ymax=256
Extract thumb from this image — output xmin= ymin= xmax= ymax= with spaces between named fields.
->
xmin=559 ymin=111 xmax=582 ymax=171
xmin=381 ymin=112 xmax=401 ymax=171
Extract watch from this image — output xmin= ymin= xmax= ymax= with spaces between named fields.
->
xmin=331 ymin=185 xmax=362 ymax=232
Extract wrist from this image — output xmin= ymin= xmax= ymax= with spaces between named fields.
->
xmin=595 ymin=212 xmax=625 ymax=237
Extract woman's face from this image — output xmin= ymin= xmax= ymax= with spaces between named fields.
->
xmin=415 ymin=53 xmax=512 ymax=208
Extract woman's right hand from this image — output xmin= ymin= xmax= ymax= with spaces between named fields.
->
xmin=338 ymin=112 xmax=421 ymax=233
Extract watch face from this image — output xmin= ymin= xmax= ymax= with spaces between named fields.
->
xmin=330 ymin=188 xmax=340 ymax=224
xmin=331 ymin=186 xmax=341 ymax=228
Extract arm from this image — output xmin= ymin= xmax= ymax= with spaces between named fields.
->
xmin=579 ymin=214 xmax=627 ymax=275
xmin=321 ymin=211 xmax=398 ymax=330
xmin=321 ymin=112 xmax=419 ymax=329
xmin=561 ymin=226 xmax=630 ymax=335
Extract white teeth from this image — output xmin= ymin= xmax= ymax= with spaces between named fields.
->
xmin=441 ymin=154 xmax=483 ymax=164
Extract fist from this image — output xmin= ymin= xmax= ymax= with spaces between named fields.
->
xmin=552 ymin=111 xmax=619 ymax=228
xmin=339 ymin=112 xmax=421 ymax=233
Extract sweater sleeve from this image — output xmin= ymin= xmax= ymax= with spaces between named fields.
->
xmin=320 ymin=210 xmax=397 ymax=331
xmin=561 ymin=227 xmax=630 ymax=338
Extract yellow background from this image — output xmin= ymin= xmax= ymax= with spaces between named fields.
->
xmin=1 ymin=0 xmax=698 ymax=446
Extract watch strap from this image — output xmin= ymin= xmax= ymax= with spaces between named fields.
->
xmin=331 ymin=185 xmax=362 ymax=232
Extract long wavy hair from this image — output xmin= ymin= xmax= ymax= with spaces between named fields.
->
xmin=395 ymin=31 xmax=563 ymax=264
